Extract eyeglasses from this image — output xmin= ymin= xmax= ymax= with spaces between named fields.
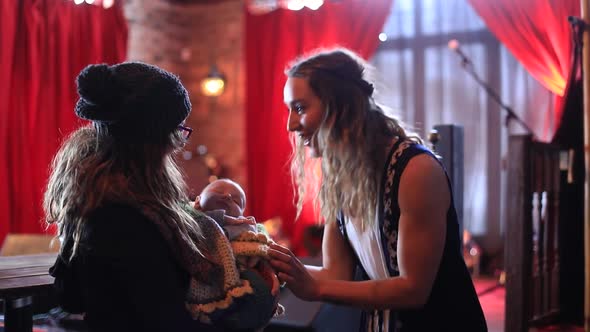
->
xmin=177 ymin=125 xmax=193 ymax=140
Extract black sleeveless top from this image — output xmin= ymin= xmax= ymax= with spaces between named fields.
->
xmin=337 ymin=139 xmax=487 ymax=332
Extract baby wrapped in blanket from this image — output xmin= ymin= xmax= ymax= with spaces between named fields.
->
xmin=187 ymin=179 xmax=283 ymax=329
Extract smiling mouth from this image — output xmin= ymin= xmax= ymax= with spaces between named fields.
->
xmin=299 ymin=134 xmax=311 ymax=146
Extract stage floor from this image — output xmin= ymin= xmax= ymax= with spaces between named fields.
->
xmin=474 ymin=277 xmax=505 ymax=332
xmin=473 ymin=277 xmax=583 ymax=332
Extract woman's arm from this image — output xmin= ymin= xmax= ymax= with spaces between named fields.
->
xmin=271 ymin=154 xmax=448 ymax=310
xmin=305 ymin=220 xmax=357 ymax=281
xmin=268 ymin=216 xmax=357 ymax=299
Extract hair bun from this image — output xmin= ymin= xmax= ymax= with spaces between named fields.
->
xmin=360 ymin=80 xmax=374 ymax=96
xmin=75 ymin=64 xmax=120 ymax=122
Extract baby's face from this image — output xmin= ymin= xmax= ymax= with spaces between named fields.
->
xmin=199 ymin=180 xmax=246 ymax=217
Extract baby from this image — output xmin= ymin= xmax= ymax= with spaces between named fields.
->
xmin=195 ymin=178 xmax=273 ymax=270
xmin=191 ymin=178 xmax=284 ymax=329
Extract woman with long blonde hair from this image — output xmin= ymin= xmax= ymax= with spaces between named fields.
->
xmin=268 ymin=48 xmax=487 ymax=331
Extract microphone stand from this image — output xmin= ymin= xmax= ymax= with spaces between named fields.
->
xmin=456 ymin=57 xmax=537 ymax=140
xmin=467 ymin=17 xmax=586 ymax=298
xmin=452 ymin=52 xmax=530 ymax=297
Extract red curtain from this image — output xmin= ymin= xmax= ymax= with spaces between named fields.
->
xmin=0 ymin=0 xmax=128 ymax=245
xmin=467 ymin=0 xmax=580 ymax=140
xmin=245 ymin=0 xmax=393 ymax=255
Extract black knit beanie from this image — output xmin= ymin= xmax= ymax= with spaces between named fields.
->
xmin=74 ymin=62 xmax=191 ymax=142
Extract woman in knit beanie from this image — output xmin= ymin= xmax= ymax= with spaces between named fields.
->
xmin=44 ymin=62 xmax=269 ymax=331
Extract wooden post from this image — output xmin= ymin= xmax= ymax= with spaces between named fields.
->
xmin=505 ymin=135 xmax=533 ymax=332
xmin=583 ymin=0 xmax=590 ymax=331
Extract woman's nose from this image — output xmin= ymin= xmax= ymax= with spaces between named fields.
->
xmin=287 ymin=111 xmax=300 ymax=132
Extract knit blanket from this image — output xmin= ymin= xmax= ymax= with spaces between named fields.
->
xmin=138 ymin=204 xmax=280 ymax=330
xmin=184 ymin=211 xmax=282 ymax=329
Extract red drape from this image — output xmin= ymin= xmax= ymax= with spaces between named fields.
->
xmin=467 ymin=0 xmax=580 ymax=140
xmin=245 ymin=0 xmax=393 ymax=255
xmin=0 ymin=0 xmax=128 ymax=245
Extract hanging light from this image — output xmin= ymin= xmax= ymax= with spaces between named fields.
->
xmin=200 ymin=65 xmax=226 ymax=97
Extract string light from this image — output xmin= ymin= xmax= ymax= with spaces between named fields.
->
xmin=70 ymin=0 xmax=115 ymax=8
xmin=247 ymin=0 xmax=326 ymax=13
xmin=305 ymin=0 xmax=324 ymax=10
xmin=287 ymin=0 xmax=305 ymax=11
xmin=103 ymin=0 xmax=114 ymax=9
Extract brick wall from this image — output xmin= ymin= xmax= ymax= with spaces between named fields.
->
xmin=124 ymin=0 xmax=246 ymax=199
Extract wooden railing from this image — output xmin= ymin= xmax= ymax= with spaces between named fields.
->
xmin=505 ymin=135 xmax=563 ymax=332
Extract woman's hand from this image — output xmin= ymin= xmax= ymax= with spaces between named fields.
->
xmin=268 ymin=243 xmax=321 ymax=302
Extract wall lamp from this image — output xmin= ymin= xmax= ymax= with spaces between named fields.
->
xmin=200 ymin=64 xmax=225 ymax=97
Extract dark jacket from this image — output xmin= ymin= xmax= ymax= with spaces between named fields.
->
xmin=50 ymin=203 xmax=222 ymax=332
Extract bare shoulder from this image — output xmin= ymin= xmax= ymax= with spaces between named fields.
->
xmin=401 ymin=153 xmax=446 ymax=183
xmin=398 ymin=153 xmax=450 ymax=216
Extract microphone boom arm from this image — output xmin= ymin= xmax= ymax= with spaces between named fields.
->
xmin=456 ymin=55 xmax=537 ymax=140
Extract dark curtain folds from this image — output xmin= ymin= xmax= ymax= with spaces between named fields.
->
xmin=245 ymin=0 xmax=393 ymax=255
xmin=0 ymin=0 xmax=128 ymax=244
xmin=467 ymin=0 xmax=580 ymax=139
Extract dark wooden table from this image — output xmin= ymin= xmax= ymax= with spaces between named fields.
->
xmin=0 ymin=253 xmax=57 ymax=332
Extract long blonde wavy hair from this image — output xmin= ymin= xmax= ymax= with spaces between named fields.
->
xmin=286 ymin=48 xmax=422 ymax=228
xmin=44 ymin=124 xmax=206 ymax=260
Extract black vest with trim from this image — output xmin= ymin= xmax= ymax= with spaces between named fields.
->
xmin=337 ymin=140 xmax=487 ymax=332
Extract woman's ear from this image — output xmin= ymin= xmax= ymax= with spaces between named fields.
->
xmin=193 ymin=195 xmax=202 ymax=210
